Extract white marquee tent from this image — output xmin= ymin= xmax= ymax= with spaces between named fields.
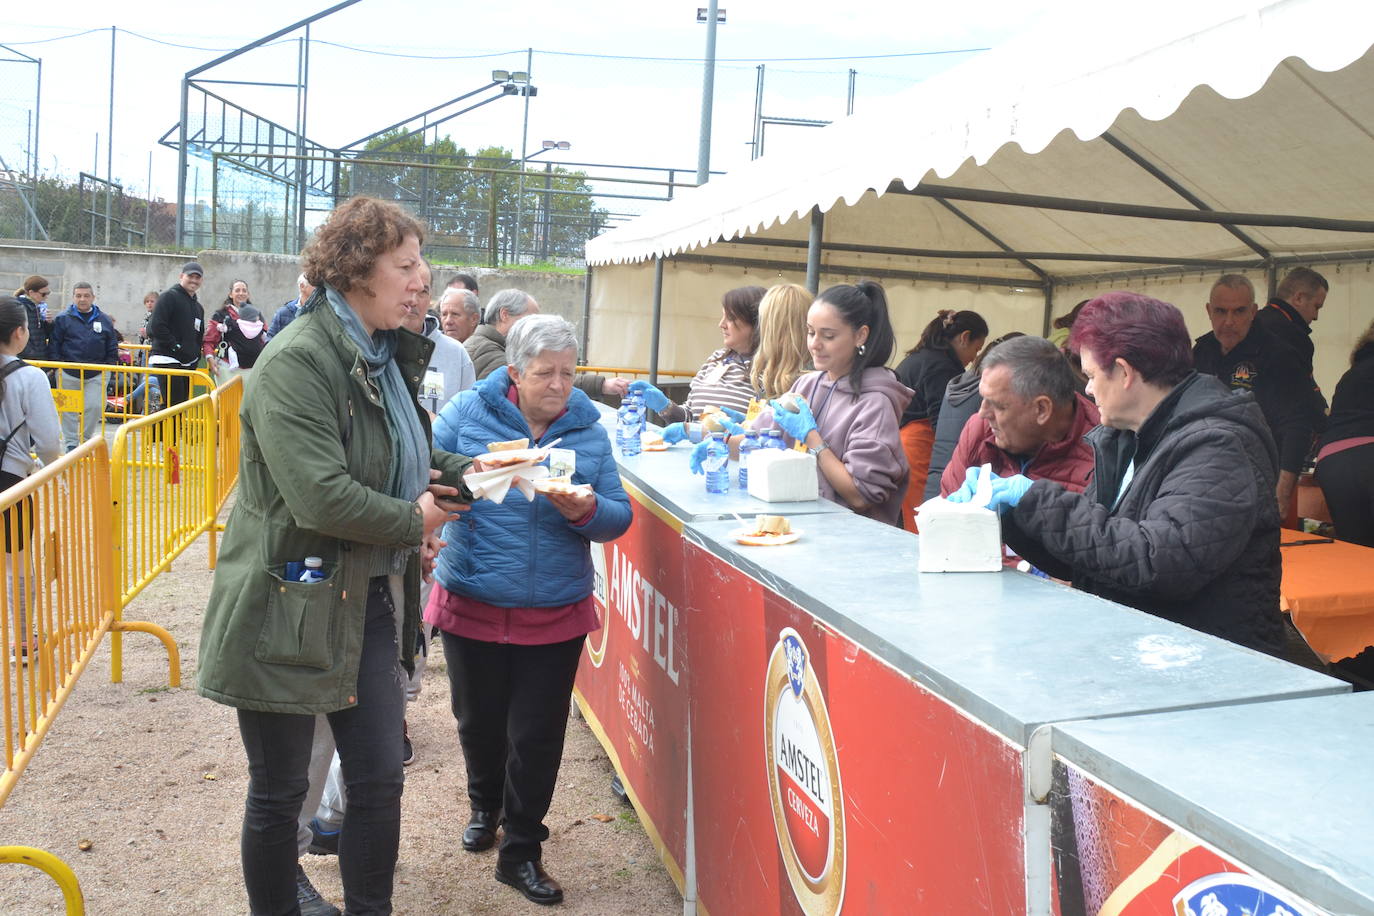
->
xmin=583 ymin=0 xmax=1374 ymax=398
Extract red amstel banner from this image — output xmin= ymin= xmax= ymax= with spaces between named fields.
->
xmin=1049 ymin=763 xmax=1331 ymax=915
xmin=685 ymin=542 xmax=1028 ymax=914
xmin=574 ymin=486 xmax=690 ymax=892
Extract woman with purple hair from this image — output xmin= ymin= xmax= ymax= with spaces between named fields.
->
xmin=949 ymin=291 xmax=1286 ymax=657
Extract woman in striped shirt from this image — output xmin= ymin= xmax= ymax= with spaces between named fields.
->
xmin=640 ymin=286 xmax=765 ymax=428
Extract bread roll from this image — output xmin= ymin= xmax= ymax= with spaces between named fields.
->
xmin=487 ymin=438 xmax=530 ymax=452
xmin=753 ymin=515 xmax=792 ymax=536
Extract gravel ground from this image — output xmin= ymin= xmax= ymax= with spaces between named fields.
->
xmin=0 ymin=516 xmax=681 ymax=915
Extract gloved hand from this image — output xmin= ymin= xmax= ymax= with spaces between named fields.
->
xmin=768 ymin=397 xmax=818 ymax=443
xmin=718 ymin=406 xmax=745 ymax=423
xmin=662 ymin=422 xmax=707 ymax=445
xmin=988 ymin=474 xmax=1033 ymax=513
xmin=688 ymin=438 xmax=713 ymax=475
xmin=627 ymin=380 xmax=671 ymax=413
xmin=945 ymin=466 xmax=982 ymax=504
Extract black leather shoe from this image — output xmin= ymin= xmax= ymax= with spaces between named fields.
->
xmin=495 ymin=859 xmax=564 ymax=905
xmin=462 ymin=810 xmax=500 ymax=852
xmin=295 ymin=863 xmax=341 ymax=916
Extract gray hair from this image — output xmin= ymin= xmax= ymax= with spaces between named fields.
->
xmin=980 ymin=335 xmax=1075 ymax=407
xmin=1209 ymin=273 xmax=1255 ymax=303
xmin=73 ymin=281 xmax=94 ymax=293
xmin=484 ymin=288 xmax=533 ymax=324
xmin=441 ymin=287 xmax=480 ymax=317
xmin=506 ymin=314 xmax=579 ymax=373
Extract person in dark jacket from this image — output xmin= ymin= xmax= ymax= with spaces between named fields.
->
xmin=147 ymin=261 xmax=206 ymax=409
xmin=1315 ymin=320 xmax=1374 ymax=547
xmin=428 ymin=314 xmax=631 ymax=906
xmin=951 ymin=291 xmax=1287 ymax=657
xmin=48 ymin=281 xmax=119 ymax=451
xmin=1258 ymin=266 xmax=1328 ymax=410
xmin=895 ymin=309 xmax=986 ymax=527
xmin=923 ymin=332 xmax=1025 ymax=501
xmin=14 ymin=275 xmax=51 ymax=362
xmin=1193 ymin=273 xmax=1323 ymax=517
xmin=267 ymin=274 xmax=315 ymax=341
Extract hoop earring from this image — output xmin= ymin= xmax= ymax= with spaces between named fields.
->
xmin=857 ymin=343 xmax=866 ymax=356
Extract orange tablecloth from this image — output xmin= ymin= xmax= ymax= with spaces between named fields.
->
xmin=1279 ymin=534 xmax=1374 ymax=662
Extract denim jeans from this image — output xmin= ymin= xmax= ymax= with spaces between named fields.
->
xmin=237 ymin=577 xmax=406 ymax=915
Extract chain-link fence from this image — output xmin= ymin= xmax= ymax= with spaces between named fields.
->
xmin=0 ymin=44 xmax=43 ymax=241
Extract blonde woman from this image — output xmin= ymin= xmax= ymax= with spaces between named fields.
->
xmin=750 ymin=283 xmax=813 ymax=403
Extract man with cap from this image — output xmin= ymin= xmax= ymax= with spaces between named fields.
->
xmin=148 ymin=261 xmax=206 ymax=409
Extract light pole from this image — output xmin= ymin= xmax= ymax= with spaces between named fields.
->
xmin=696 ymin=4 xmax=725 ymax=185
xmin=528 ymin=140 xmax=571 ymax=261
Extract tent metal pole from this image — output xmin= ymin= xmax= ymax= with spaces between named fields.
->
xmin=1042 ymin=284 xmax=1055 ymax=338
xmin=581 ymin=264 xmax=594 ymax=358
xmin=893 ymin=182 xmax=1374 ymax=233
xmin=1101 ymin=132 xmax=1271 ymax=259
xmin=726 ymin=235 xmax=1259 ymax=269
xmin=669 ymin=253 xmax=1040 ymax=290
xmin=929 ymin=198 xmax=1050 ymax=284
xmin=649 ymin=257 xmax=665 ymax=386
xmin=806 ymin=207 xmax=824 ymax=293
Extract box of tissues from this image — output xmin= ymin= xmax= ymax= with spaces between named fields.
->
xmin=915 ymin=497 xmax=1002 ymax=572
xmin=746 ymin=448 xmax=819 ymax=502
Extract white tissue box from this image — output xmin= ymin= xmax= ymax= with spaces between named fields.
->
xmin=746 ymin=448 xmax=819 ymax=503
xmin=916 ymin=498 xmax=1002 ymax=572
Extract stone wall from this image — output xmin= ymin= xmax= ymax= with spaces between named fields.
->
xmin=0 ymin=240 xmax=587 ymax=341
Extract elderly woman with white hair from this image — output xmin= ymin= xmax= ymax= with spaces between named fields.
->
xmin=427 ymin=313 xmax=631 ymax=906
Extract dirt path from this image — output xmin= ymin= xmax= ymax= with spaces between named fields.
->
xmin=0 ymin=525 xmax=681 ymax=915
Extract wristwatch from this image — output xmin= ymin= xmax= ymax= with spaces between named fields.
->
xmin=806 ymin=439 xmax=830 ymax=458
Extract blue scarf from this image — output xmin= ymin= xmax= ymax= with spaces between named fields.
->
xmin=324 ymin=287 xmax=429 ymax=566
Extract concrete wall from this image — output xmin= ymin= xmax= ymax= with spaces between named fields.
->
xmin=0 ymin=240 xmax=587 ymax=344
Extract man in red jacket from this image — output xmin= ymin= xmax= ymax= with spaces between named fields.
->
xmin=941 ymin=335 xmax=1099 ymax=497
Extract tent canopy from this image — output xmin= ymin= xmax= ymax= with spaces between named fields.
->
xmin=582 ymin=0 xmax=1374 ymax=395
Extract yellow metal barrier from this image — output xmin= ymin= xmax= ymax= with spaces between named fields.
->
xmin=108 ymin=393 xmax=215 ymax=685
xmin=27 ymin=360 xmax=214 ymax=443
xmin=207 ymin=374 xmax=243 ymax=568
xmin=0 ymin=845 xmax=84 ymax=914
xmin=118 ymin=341 xmax=150 ymax=367
xmin=580 ymin=364 xmax=697 ymax=379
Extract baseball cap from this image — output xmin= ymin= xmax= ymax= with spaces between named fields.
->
xmin=181 ymin=261 xmax=204 ymax=277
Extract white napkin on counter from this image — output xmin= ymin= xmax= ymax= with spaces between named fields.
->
xmin=466 ymin=463 xmax=550 ymax=504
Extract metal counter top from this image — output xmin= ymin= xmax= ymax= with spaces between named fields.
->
xmin=597 ymin=403 xmax=848 ymax=523
xmin=1052 ymin=692 xmax=1374 ymax=914
xmin=683 ymin=513 xmax=1346 ymax=746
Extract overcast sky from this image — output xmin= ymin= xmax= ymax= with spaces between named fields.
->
xmin=1 ymin=0 xmax=1063 ymax=207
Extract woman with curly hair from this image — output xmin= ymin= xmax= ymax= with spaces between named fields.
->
xmin=198 ymin=196 xmax=474 ymax=915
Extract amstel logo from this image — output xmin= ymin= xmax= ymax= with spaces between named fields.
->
xmin=585 ymin=542 xmax=608 ymax=668
xmin=764 ymin=627 xmax=845 ymax=915
xmin=1172 ymin=873 xmax=1321 ymax=916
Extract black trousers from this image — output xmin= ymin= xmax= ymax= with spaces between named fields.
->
xmin=237 ymin=578 xmax=405 ymax=916
xmin=441 ymin=631 xmax=585 ymax=864
xmin=1316 ymin=443 xmax=1374 ymax=548
xmin=159 ymin=366 xmax=193 ymax=408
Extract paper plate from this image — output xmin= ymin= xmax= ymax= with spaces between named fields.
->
xmin=731 ymin=528 xmax=802 ymax=546
xmin=531 ymin=478 xmax=593 ymax=496
xmin=641 ymin=439 xmax=669 ymax=452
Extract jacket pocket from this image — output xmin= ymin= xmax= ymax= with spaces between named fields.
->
xmin=254 ymin=564 xmax=339 ymax=669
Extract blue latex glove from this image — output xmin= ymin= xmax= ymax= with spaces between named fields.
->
xmin=662 ymin=422 xmax=689 ymax=445
xmin=718 ymin=406 xmax=745 ymax=423
xmin=627 ymin=380 xmax=671 ymax=413
xmin=988 ymin=474 xmax=1033 ymax=513
xmin=945 ymin=466 xmax=982 ymax=504
xmin=688 ymin=438 xmax=712 ymax=475
xmin=768 ymin=397 xmax=818 ymax=443
xmin=714 ymin=418 xmax=746 ymax=438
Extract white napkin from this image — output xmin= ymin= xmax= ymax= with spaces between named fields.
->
xmin=466 ymin=462 xmax=550 ymax=504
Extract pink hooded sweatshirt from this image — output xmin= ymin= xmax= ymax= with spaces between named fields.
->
xmin=785 ymin=368 xmax=914 ymax=527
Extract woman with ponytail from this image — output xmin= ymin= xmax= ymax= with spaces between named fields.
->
xmin=765 ymin=281 xmax=914 ymax=527
xmin=895 ymin=309 xmax=987 ymax=526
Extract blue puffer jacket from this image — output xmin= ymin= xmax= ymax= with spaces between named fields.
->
xmin=432 ymin=367 xmax=631 ymax=607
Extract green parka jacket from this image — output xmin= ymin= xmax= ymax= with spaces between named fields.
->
xmin=196 ymin=295 xmax=472 ymax=714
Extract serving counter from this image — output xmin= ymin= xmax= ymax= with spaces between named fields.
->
xmin=573 ymin=406 xmax=1350 ymax=914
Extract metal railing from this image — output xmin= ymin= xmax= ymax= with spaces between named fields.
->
xmin=580 ymin=365 xmax=697 ymax=380
xmin=207 ymin=375 xmax=243 ymax=568
xmin=28 ymin=361 xmax=214 ymax=445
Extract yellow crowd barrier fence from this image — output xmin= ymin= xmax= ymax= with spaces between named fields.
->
xmin=27 ymin=360 xmax=215 ymax=445
xmin=0 ymin=436 xmax=180 ymax=914
xmin=207 ymin=375 xmax=244 ymax=568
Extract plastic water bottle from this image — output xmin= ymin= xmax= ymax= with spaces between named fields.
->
xmin=619 ymin=406 xmax=642 ymax=457
xmin=299 ymin=557 xmax=326 ymax=583
xmin=627 ymin=392 xmax=647 ymax=433
xmin=704 ymin=432 xmax=730 ymax=494
xmin=738 ymin=431 xmax=759 ymax=490
xmin=765 ymin=429 xmax=787 ymax=451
